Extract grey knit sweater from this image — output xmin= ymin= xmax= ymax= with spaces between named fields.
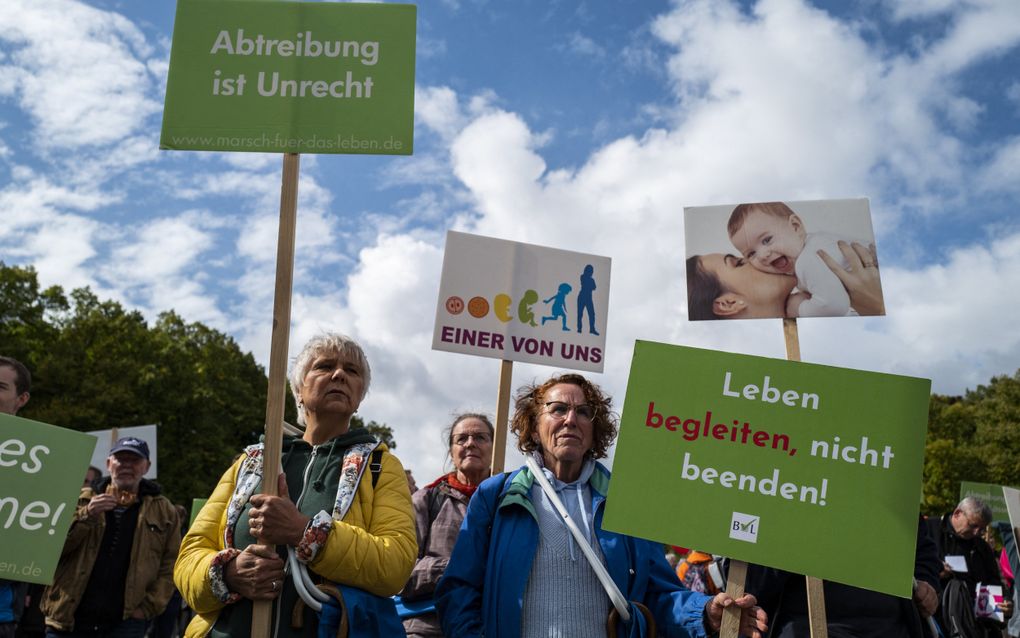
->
xmin=520 ymin=457 xmax=611 ymax=637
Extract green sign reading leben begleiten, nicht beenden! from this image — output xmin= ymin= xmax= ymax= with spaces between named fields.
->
xmin=603 ymin=342 xmax=931 ymax=598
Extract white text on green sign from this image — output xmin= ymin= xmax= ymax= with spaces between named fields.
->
xmin=161 ymin=1 xmax=416 ymax=155
xmin=603 ymin=342 xmax=930 ymax=598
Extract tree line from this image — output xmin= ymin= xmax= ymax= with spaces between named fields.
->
xmin=2 ymin=261 xmax=1016 ymax=509
xmin=922 ymin=368 xmax=1020 ymax=514
xmin=0 ymin=262 xmax=394 ymax=506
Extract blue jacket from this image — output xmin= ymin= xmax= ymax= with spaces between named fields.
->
xmin=435 ymin=463 xmax=711 ymax=638
xmin=1 ymin=580 xmax=28 ymax=624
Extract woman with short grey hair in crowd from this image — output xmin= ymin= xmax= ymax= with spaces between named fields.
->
xmin=175 ymin=332 xmax=416 ymax=637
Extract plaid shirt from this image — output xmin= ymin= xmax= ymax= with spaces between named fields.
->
xmin=401 ymin=480 xmax=471 ymax=637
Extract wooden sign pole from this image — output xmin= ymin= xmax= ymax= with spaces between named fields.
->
xmin=783 ymin=318 xmax=828 ymax=638
xmin=251 ymin=152 xmax=300 ymax=638
xmin=782 ymin=319 xmax=801 ymax=362
xmin=724 ymin=319 xmax=829 ymax=637
xmin=719 ymin=559 xmax=747 ymax=637
xmin=490 ymin=359 xmax=514 ymax=475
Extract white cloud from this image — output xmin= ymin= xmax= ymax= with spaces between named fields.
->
xmin=450 ymin=111 xmax=547 ymax=228
xmin=22 ymin=215 xmax=102 ymax=291
xmin=885 ymin=0 xmax=963 ymax=21
xmin=222 ymin=153 xmax=279 ymax=172
xmin=236 ymin=203 xmax=342 ymax=267
xmin=653 ymin=0 xmax=972 ymax=197
xmin=415 ymin=85 xmax=465 ymax=141
xmin=0 ymin=177 xmax=114 ymax=291
xmin=417 ymin=36 xmax=448 ymax=59
xmin=977 ymin=135 xmax=1020 ymax=194
xmin=141 ymin=279 xmax=226 ymax=328
xmin=67 ymin=135 xmax=162 ymax=185
xmin=1008 ymin=81 xmax=1020 ymax=110
xmin=348 ymin=233 xmax=444 ymax=350
xmin=565 ymin=32 xmax=606 ymax=58
xmin=95 ymin=211 xmax=231 ymax=326
xmin=914 ymin=0 xmax=1020 ymax=75
xmin=0 ymin=0 xmax=161 ymax=150
xmin=109 ymin=213 xmax=214 ymax=282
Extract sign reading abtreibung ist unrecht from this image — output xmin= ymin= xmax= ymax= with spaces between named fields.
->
xmin=603 ymin=342 xmax=930 ymax=598
xmin=161 ymin=0 xmax=416 ymax=155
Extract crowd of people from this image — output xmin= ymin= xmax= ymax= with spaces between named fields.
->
xmin=3 ymin=342 xmax=1018 ymax=637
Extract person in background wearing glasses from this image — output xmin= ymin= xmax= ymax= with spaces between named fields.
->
xmin=436 ymin=373 xmax=768 ymax=638
xmin=400 ymin=413 xmax=495 ymax=637
xmin=925 ymin=496 xmax=1011 ymax=637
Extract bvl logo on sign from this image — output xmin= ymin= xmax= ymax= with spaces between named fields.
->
xmin=730 ymin=512 xmax=759 ymax=543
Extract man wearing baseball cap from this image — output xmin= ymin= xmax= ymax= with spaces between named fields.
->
xmin=42 ymin=437 xmax=181 ymax=637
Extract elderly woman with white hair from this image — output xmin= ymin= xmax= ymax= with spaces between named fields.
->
xmin=174 ymin=333 xmax=416 ymax=638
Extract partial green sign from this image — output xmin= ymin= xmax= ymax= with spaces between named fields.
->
xmin=161 ymin=0 xmax=416 ymax=155
xmin=190 ymin=498 xmax=208 ymax=528
xmin=604 ymin=342 xmax=930 ymax=598
xmin=0 ymin=414 xmax=97 ymax=585
xmin=960 ymin=481 xmax=1015 ymax=523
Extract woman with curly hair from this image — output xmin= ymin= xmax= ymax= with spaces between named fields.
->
xmin=436 ymin=373 xmax=768 ymax=638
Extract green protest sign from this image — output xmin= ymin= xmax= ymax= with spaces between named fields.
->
xmin=161 ymin=0 xmax=416 ymax=155
xmin=0 ymin=414 xmax=97 ymax=585
xmin=960 ymin=481 xmax=1014 ymax=523
xmin=190 ymin=498 xmax=208 ymax=528
xmin=603 ymin=342 xmax=930 ymax=597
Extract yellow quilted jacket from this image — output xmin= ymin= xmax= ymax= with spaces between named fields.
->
xmin=173 ymin=442 xmax=415 ymax=638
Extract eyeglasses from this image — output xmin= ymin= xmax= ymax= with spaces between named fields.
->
xmin=452 ymin=432 xmax=492 ymax=446
xmin=542 ymin=401 xmax=597 ymax=422
xmin=955 ymin=510 xmax=988 ymax=536
xmin=964 ymin=515 xmax=987 ymax=535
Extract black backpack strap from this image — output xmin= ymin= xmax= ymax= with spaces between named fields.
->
xmin=370 ymin=449 xmax=384 ymax=488
xmin=427 ymin=486 xmax=446 ymax=525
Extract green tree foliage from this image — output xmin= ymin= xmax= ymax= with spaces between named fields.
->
xmin=352 ymin=416 xmax=396 ymax=449
xmin=1 ymin=263 xmax=393 ymax=506
xmin=0 ymin=262 xmax=67 ymax=362
xmin=922 ymin=371 xmax=1020 ymax=515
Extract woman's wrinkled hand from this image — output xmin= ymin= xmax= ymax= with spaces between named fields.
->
xmin=247 ymin=473 xmax=310 ymax=546
xmin=705 ymin=592 xmax=768 ymax=638
xmin=223 ymin=544 xmax=286 ymax=601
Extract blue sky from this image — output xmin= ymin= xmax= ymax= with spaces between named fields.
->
xmin=1 ymin=0 xmax=1018 ymax=482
